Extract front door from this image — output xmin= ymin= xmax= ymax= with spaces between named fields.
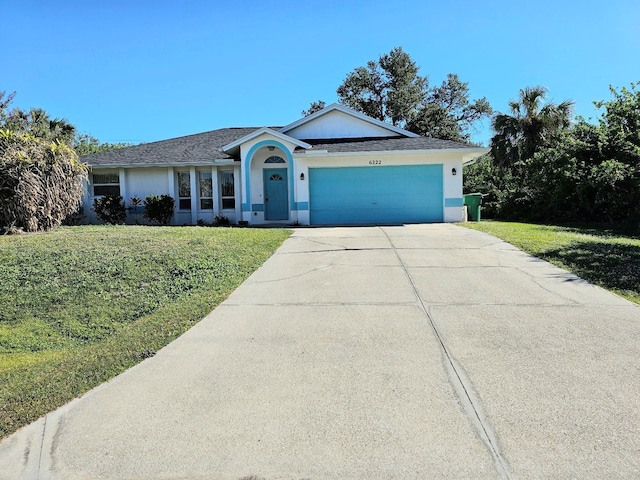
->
xmin=264 ymin=168 xmax=288 ymax=220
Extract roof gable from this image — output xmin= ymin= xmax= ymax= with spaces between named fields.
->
xmin=280 ymin=103 xmax=419 ymax=140
xmin=221 ymin=127 xmax=311 ymax=155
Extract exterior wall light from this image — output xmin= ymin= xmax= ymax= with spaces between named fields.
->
xmin=452 ymin=168 xmax=457 ymax=176
xmin=268 ymin=146 xmax=275 ymax=151
xmin=300 ymin=173 xmax=305 ymax=181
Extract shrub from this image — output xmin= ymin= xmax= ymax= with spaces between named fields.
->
xmin=143 ymin=194 xmax=175 ymax=225
xmin=0 ymin=130 xmax=88 ymax=233
xmin=214 ymin=215 xmax=230 ymax=226
xmin=62 ymin=206 xmax=85 ymax=226
xmin=93 ymin=194 xmax=126 ymax=224
xmin=128 ymin=196 xmax=143 ymax=212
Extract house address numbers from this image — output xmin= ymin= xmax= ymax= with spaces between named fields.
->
xmin=368 ymin=160 xmax=382 ymax=165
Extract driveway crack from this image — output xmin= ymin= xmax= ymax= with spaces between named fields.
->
xmin=37 ymin=415 xmax=47 ymax=480
xmin=380 ymin=227 xmax=513 ymax=480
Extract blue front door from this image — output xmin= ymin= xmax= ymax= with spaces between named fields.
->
xmin=264 ymin=168 xmax=288 ymax=220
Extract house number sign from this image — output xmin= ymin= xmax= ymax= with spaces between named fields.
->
xmin=368 ymin=160 xmax=382 ymax=165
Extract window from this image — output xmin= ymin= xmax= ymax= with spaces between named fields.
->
xmin=199 ymin=171 xmax=213 ymax=210
xmin=92 ymin=173 xmax=120 ymax=196
xmin=220 ymin=171 xmax=235 ymax=209
xmin=177 ymin=171 xmax=191 ymax=210
xmin=265 ymin=156 xmax=285 ymax=164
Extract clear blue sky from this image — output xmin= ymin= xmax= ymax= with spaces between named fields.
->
xmin=3 ymin=0 xmax=638 ymax=146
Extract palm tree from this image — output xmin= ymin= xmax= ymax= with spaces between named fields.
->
xmin=4 ymin=107 xmax=76 ymax=145
xmin=490 ymin=86 xmax=574 ymax=169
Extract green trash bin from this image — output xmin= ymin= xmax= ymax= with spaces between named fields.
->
xmin=463 ymin=193 xmax=483 ymax=221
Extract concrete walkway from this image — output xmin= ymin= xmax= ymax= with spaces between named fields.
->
xmin=1 ymin=224 xmax=638 ymax=479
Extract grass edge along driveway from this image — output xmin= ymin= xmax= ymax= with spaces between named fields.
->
xmin=461 ymin=221 xmax=640 ymax=305
xmin=0 ymin=226 xmax=290 ymax=440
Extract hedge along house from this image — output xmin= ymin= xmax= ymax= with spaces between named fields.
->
xmin=80 ymin=103 xmax=487 ymax=226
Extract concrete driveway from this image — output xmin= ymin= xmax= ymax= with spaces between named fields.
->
xmin=1 ymin=224 xmax=638 ymax=479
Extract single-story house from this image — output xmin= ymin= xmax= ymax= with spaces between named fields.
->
xmin=80 ymin=103 xmax=487 ymax=226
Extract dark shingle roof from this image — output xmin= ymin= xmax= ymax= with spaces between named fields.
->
xmin=81 ymin=127 xmax=260 ymax=167
xmin=82 ymin=130 xmax=480 ymax=167
xmin=299 ymin=136 xmax=477 ymax=153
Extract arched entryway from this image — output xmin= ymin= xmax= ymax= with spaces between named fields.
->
xmin=243 ymin=140 xmax=295 ymax=223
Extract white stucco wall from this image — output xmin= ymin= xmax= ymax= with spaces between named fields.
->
xmin=82 ymin=165 xmax=240 ymax=225
xmin=285 ymin=110 xmax=397 ymax=140
xmin=125 ymin=168 xmax=170 ymax=200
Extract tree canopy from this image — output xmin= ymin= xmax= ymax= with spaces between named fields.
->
xmin=301 ymin=100 xmax=326 ymax=117
xmin=305 ymin=47 xmax=492 ymax=142
xmin=490 ymin=86 xmax=574 ymax=169
xmin=466 ymin=82 xmax=640 ymax=229
xmin=3 ymin=107 xmax=76 ymax=145
xmin=336 ymin=47 xmax=427 ymax=128
xmin=73 ymin=133 xmax=132 ymax=156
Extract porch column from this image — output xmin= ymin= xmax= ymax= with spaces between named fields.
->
xmin=211 ymin=166 xmax=220 ymax=218
xmin=234 ymin=164 xmax=242 ymax=223
xmin=167 ymin=167 xmax=175 ymax=225
xmin=189 ymin=166 xmax=197 ymax=225
xmin=118 ymin=168 xmax=127 ymax=204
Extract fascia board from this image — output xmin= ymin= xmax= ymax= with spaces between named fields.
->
xmin=293 ymin=148 xmax=488 ymax=159
xmin=88 ymin=162 xmax=228 ymax=169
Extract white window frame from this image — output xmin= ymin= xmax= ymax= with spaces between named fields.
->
xmin=219 ymin=170 xmax=235 ymax=210
xmin=176 ymin=171 xmax=191 ymax=211
xmin=198 ymin=170 xmax=213 ymax=210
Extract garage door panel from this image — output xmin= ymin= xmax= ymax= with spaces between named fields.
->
xmin=309 ymin=165 xmax=443 ymax=225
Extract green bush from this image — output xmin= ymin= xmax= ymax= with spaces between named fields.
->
xmin=93 ymin=195 xmax=126 ymax=224
xmin=214 ymin=215 xmax=230 ymax=226
xmin=0 ymin=130 xmax=87 ymax=233
xmin=143 ymin=194 xmax=175 ymax=225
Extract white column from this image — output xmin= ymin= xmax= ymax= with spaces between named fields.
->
xmin=167 ymin=167 xmax=175 ymax=195
xmin=118 ymin=168 xmax=127 ymax=203
xmin=234 ymin=165 xmax=242 ymax=223
xmin=167 ymin=167 xmax=175 ymax=225
xmin=190 ymin=166 xmax=197 ymax=225
xmin=211 ymin=166 xmax=220 ymax=218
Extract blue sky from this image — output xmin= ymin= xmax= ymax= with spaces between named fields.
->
xmin=3 ymin=0 xmax=638 ymax=146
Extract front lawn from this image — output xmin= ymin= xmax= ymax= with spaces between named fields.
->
xmin=0 ymin=226 xmax=290 ymax=439
xmin=462 ymin=221 xmax=640 ymax=305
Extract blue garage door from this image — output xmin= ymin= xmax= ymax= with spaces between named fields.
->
xmin=309 ymin=165 xmax=443 ymax=225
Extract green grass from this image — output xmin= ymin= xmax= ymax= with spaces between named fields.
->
xmin=462 ymin=221 xmax=640 ymax=305
xmin=0 ymin=225 xmax=290 ymax=439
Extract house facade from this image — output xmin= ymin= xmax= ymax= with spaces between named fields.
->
xmin=81 ymin=104 xmax=487 ymax=226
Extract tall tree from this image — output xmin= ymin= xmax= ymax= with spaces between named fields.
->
xmin=301 ymin=100 xmax=326 ymax=117
xmin=407 ymin=74 xmax=492 ymax=142
xmin=490 ymin=86 xmax=574 ymax=168
xmin=336 ymin=47 xmax=427 ymax=128
xmin=334 ymin=48 xmax=491 ymax=141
